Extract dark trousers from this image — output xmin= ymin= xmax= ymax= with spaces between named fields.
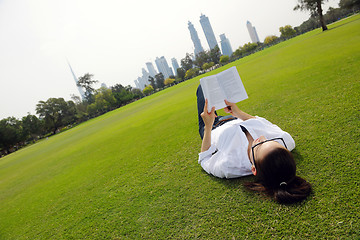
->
xmin=197 ymin=85 xmax=220 ymax=140
xmin=197 ymin=85 xmax=237 ymax=139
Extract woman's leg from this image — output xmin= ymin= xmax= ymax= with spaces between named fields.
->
xmin=196 ymin=85 xmax=218 ymax=139
xmin=196 ymin=85 xmax=206 ymax=139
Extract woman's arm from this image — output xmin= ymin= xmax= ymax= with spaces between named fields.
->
xmin=224 ymin=100 xmax=255 ymax=121
xmin=201 ymin=99 xmax=216 ymax=152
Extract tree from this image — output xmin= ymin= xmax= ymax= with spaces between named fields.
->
xmin=219 ymin=55 xmax=230 ymax=65
xmin=294 ymin=0 xmax=328 ymax=31
xmin=177 ymin=68 xmax=186 ymax=81
xmin=339 ymin=0 xmax=360 ymax=10
xmin=63 ymin=100 xmax=77 ymax=126
xmin=125 ymin=85 xmax=132 ymax=92
xmin=185 ymin=68 xmax=200 ymax=80
xmin=143 ymin=85 xmax=154 ymax=96
xmin=242 ymin=42 xmax=258 ymax=52
xmin=111 ymin=84 xmax=133 ymax=107
xmin=36 ymin=98 xmax=76 ymax=134
xmin=71 ymin=94 xmax=88 ymax=121
xmin=22 ymin=114 xmax=43 ymax=141
xmin=77 ymin=73 xmax=99 ymax=103
xmin=155 ymin=73 xmax=165 ymax=89
xmin=297 ymin=16 xmax=319 ymax=33
xmin=164 ymin=78 xmax=175 ymax=86
xmin=209 ymin=45 xmax=221 ymax=64
xmin=232 ymin=48 xmax=243 ymax=58
xmin=180 ymin=53 xmax=194 ymax=71
xmin=0 ymin=117 xmax=24 ymax=152
xmin=148 ymin=76 xmax=156 ymax=89
xmin=279 ymin=25 xmax=296 ymax=38
xmin=131 ymin=88 xmax=143 ymax=99
xmin=90 ymin=87 xmax=116 ymax=114
xmin=264 ymin=35 xmax=279 ymax=45
xmin=194 ymin=51 xmax=210 ymax=69
xmin=202 ymin=62 xmax=215 ymax=71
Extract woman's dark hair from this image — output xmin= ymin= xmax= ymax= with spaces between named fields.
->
xmin=244 ymin=148 xmax=312 ymax=204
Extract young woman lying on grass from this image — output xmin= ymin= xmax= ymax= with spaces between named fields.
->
xmin=196 ymin=85 xmax=311 ymax=204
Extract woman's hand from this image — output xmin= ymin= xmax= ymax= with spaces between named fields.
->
xmin=224 ymin=100 xmax=240 ymax=116
xmin=224 ymin=99 xmax=255 ymax=120
xmin=201 ymin=99 xmax=216 ymax=128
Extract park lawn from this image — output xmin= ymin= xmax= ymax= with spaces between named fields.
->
xmin=0 ymin=14 xmax=359 ymax=239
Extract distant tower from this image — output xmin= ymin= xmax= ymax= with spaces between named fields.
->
xmin=67 ymin=61 xmax=85 ymax=101
xmin=155 ymin=56 xmax=172 ymax=79
xmin=146 ymin=62 xmax=157 ymax=77
xmin=246 ymin=21 xmax=260 ymax=43
xmin=219 ymin=34 xmax=233 ymax=57
xmin=200 ymin=14 xmax=218 ymax=50
xmin=188 ymin=21 xmax=204 ymax=56
xmin=171 ymin=58 xmax=180 ymax=76
xmin=134 ymin=68 xmax=151 ymax=91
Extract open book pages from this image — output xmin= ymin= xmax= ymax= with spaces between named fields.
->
xmin=200 ymin=66 xmax=248 ymax=112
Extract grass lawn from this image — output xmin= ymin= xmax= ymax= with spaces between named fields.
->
xmin=0 ymin=14 xmax=359 ymax=239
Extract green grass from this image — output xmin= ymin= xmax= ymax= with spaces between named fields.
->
xmin=1 ymin=15 xmax=359 ymax=239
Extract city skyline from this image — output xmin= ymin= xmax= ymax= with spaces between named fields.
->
xmin=0 ymin=0 xmax=340 ymax=119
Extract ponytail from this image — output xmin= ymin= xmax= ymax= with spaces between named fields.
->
xmin=245 ymin=148 xmax=312 ymax=204
xmin=273 ymin=176 xmax=312 ymax=204
xmin=244 ymin=176 xmax=312 ymax=204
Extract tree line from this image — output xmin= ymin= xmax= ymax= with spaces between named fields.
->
xmin=0 ymin=76 xmax=144 ymax=156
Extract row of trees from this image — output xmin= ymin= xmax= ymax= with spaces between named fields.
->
xmin=0 ymin=76 xmax=144 ymax=156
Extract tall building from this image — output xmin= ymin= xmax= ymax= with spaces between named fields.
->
xmin=171 ymin=58 xmax=180 ymax=76
xmin=188 ymin=21 xmax=204 ymax=56
xmin=199 ymin=14 xmax=218 ymax=50
xmin=155 ymin=56 xmax=173 ymax=79
xmin=67 ymin=61 xmax=85 ymax=101
xmin=134 ymin=68 xmax=151 ymax=91
xmin=146 ymin=62 xmax=157 ymax=77
xmin=219 ymin=34 xmax=233 ymax=57
xmin=246 ymin=21 xmax=260 ymax=43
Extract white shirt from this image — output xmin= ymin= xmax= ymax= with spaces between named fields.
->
xmin=198 ymin=117 xmax=295 ymax=179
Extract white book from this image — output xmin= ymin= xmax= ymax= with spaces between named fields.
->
xmin=200 ymin=66 xmax=248 ymax=112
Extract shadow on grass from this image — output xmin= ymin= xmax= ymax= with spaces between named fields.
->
xmin=292 ymin=148 xmax=304 ymax=165
xmin=206 ymin=172 xmax=255 ymax=189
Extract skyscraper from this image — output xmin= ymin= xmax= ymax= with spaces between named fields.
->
xmin=188 ymin=21 xmax=204 ymax=56
xmin=246 ymin=21 xmax=260 ymax=43
xmin=134 ymin=68 xmax=151 ymax=91
xmin=67 ymin=61 xmax=85 ymax=101
xmin=171 ymin=58 xmax=180 ymax=76
xmin=155 ymin=56 xmax=172 ymax=79
xmin=219 ymin=34 xmax=233 ymax=57
xmin=199 ymin=14 xmax=218 ymax=50
xmin=146 ymin=62 xmax=157 ymax=77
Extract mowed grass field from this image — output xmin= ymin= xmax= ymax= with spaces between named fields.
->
xmin=1 ymin=15 xmax=359 ymax=239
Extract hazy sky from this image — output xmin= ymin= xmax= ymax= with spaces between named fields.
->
xmin=0 ymin=0 xmax=339 ymax=119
